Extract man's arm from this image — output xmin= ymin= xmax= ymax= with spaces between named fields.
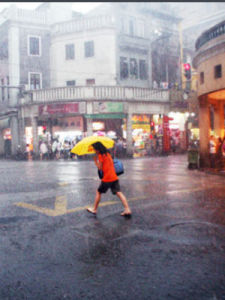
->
xmin=94 ymin=155 xmax=103 ymax=170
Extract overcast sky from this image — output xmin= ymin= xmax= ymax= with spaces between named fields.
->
xmin=0 ymin=2 xmax=102 ymax=14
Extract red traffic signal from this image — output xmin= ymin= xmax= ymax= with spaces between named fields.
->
xmin=183 ymin=63 xmax=191 ymax=79
xmin=183 ymin=63 xmax=191 ymax=71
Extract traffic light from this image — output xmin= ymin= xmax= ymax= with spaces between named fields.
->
xmin=183 ymin=63 xmax=191 ymax=80
xmin=150 ymin=121 xmax=155 ymax=131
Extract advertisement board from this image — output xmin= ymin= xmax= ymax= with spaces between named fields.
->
xmin=39 ymin=102 xmax=85 ymax=115
xmin=93 ymin=102 xmax=123 ymax=113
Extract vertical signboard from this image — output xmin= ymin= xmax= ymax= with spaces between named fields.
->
xmin=163 ymin=115 xmax=170 ymax=152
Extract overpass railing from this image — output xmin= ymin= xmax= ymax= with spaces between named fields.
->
xmin=23 ymin=86 xmax=170 ymax=104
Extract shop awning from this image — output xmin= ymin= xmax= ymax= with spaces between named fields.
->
xmin=84 ymin=113 xmax=126 ymax=119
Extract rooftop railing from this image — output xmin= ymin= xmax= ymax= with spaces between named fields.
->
xmin=0 ymin=6 xmax=47 ymax=25
xmin=195 ymin=20 xmax=225 ymax=50
xmin=24 ymin=86 xmax=169 ymax=104
xmin=52 ymin=15 xmax=115 ymax=35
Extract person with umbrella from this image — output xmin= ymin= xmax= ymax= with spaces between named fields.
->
xmin=86 ymin=141 xmax=131 ymax=217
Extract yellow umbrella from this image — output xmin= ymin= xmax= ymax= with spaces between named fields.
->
xmin=71 ymin=136 xmax=115 ymax=155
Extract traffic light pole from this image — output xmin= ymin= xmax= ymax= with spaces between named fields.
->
xmin=178 ymin=22 xmax=185 ymax=90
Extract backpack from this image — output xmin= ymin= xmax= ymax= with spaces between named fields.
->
xmin=98 ymin=158 xmax=124 ymax=179
xmin=113 ymin=158 xmax=124 ymax=176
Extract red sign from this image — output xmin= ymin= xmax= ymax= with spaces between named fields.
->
xmin=163 ymin=115 xmax=170 ymax=152
xmin=39 ymin=103 xmax=79 ymax=115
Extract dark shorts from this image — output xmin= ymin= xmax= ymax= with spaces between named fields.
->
xmin=98 ymin=180 xmax=120 ymax=195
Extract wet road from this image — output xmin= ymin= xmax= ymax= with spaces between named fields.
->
xmin=0 ymin=155 xmax=224 ymax=300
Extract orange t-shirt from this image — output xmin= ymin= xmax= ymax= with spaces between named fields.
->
xmin=98 ymin=153 xmax=118 ymax=182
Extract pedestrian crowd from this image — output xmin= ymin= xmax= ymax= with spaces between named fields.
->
xmin=38 ymin=138 xmax=81 ymax=161
xmin=21 ymin=137 xmax=83 ymax=161
xmin=209 ymin=135 xmax=225 ymax=170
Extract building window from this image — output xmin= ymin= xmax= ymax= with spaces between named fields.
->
xmin=86 ymin=79 xmax=95 ymax=85
xmin=139 ymin=60 xmax=148 ymax=80
xmin=137 ymin=20 xmax=145 ymax=38
xmin=120 ymin=57 xmax=129 ymax=80
xmin=130 ymin=58 xmax=138 ymax=79
xmin=85 ymin=41 xmax=94 ymax=57
xmin=129 ymin=19 xmax=135 ymax=36
xmin=29 ymin=73 xmax=41 ymax=90
xmin=120 ymin=18 xmax=125 ymax=33
xmin=28 ymin=36 xmax=41 ymax=56
xmin=200 ymin=72 xmax=204 ymax=84
xmin=0 ymin=41 xmax=8 ymax=59
xmin=1 ymin=78 xmax=4 ymax=102
xmin=65 ymin=44 xmax=75 ymax=60
xmin=66 ymin=80 xmax=76 ymax=86
xmin=214 ymin=64 xmax=222 ymax=78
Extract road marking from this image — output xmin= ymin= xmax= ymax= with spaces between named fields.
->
xmin=14 ymin=184 xmax=225 ymax=217
xmin=15 ymin=196 xmax=119 ymax=217
xmin=16 ymin=195 xmax=68 ymax=217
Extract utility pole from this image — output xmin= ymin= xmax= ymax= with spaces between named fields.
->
xmin=178 ymin=22 xmax=185 ymax=90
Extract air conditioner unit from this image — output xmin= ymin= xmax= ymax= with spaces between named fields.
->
xmin=24 ymin=84 xmax=29 ymax=91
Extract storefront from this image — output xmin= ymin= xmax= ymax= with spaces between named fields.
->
xmin=186 ymin=113 xmax=199 ymax=142
xmin=123 ymin=114 xmax=164 ymax=157
xmin=168 ymin=112 xmax=188 ymax=152
xmin=85 ymin=102 xmax=126 ymax=139
xmin=24 ymin=102 xmax=85 ymax=150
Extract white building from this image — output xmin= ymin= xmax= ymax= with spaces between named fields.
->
xmin=0 ymin=3 xmax=181 ymax=156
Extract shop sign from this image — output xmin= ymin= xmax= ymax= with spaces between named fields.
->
xmin=85 ymin=113 xmax=126 ymax=119
xmin=39 ymin=103 xmax=85 ymax=115
xmin=132 ymin=124 xmax=150 ymax=131
xmin=132 ymin=114 xmax=150 ymax=124
xmin=93 ymin=122 xmax=105 ymax=131
xmin=163 ymin=116 xmax=170 ymax=152
xmin=93 ymin=102 xmax=123 ymax=113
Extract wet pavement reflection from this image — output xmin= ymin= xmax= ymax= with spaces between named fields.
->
xmin=0 ymin=155 xmax=224 ymax=299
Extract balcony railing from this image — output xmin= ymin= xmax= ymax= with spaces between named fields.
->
xmin=3 ymin=7 xmax=47 ymax=25
xmin=195 ymin=20 xmax=225 ymax=50
xmin=25 ymin=86 xmax=169 ymax=104
xmin=52 ymin=15 xmax=115 ymax=35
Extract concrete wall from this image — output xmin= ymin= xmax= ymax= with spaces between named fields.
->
xmin=50 ymin=28 xmax=117 ymax=87
xmin=197 ymin=51 xmax=225 ymax=97
xmin=19 ymin=25 xmax=51 ymax=89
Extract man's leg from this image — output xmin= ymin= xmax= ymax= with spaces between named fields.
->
xmin=87 ymin=191 xmax=101 ymax=214
xmin=116 ymin=191 xmax=131 ymax=215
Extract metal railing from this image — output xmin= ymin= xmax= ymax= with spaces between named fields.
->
xmin=26 ymin=86 xmax=169 ymax=104
xmin=195 ymin=20 xmax=225 ymax=50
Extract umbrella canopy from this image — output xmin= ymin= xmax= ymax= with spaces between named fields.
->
xmin=71 ymin=136 xmax=115 ymax=155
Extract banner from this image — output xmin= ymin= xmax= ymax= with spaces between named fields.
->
xmin=163 ymin=115 xmax=170 ymax=152
xmin=39 ymin=103 xmax=82 ymax=115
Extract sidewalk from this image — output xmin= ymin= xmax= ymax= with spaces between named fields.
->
xmin=199 ymin=167 xmax=225 ymax=177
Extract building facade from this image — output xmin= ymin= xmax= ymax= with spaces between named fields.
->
xmin=0 ymin=3 xmax=182 ymax=157
xmin=193 ymin=20 xmax=225 ymax=167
